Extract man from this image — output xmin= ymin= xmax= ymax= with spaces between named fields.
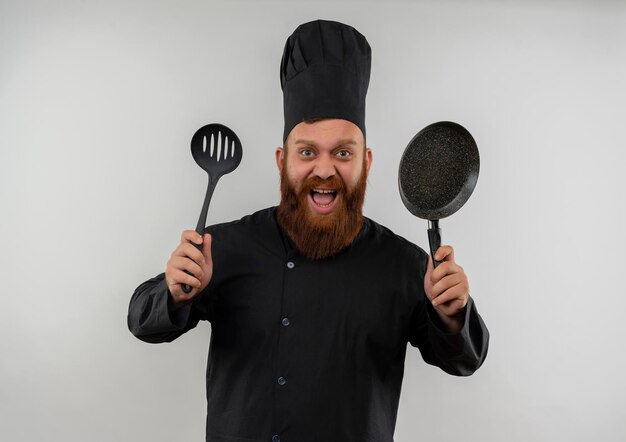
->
xmin=128 ymin=20 xmax=489 ymax=442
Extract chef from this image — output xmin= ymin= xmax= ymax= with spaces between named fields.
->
xmin=128 ymin=19 xmax=489 ymax=442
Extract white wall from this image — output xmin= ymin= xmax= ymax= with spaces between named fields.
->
xmin=1 ymin=0 xmax=625 ymax=441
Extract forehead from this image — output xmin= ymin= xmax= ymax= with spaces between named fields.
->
xmin=287 ymin=119 xmax=364 ymax=148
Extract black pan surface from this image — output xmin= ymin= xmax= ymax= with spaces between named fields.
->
xmin=399 ymin=121 xmax=479 ymax=221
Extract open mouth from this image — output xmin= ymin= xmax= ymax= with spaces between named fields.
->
xmin=308 ymin=188 xmax=339 ymax=213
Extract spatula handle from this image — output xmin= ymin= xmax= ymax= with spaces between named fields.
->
xmin=195 ymin=179 xmax=217 ymax=234
xmin=427 ymin=220 xmax=442 ymax=269
xmin=182 ymin=178 xmax=217 ymax=294
xmin=181 ymin=241 xmax=203 ymax=294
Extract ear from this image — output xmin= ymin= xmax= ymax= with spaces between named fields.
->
xmin=364 ymin=148 xmax=373 ymax=176
xmin=275 ymin=147 xmax=285 ymax=172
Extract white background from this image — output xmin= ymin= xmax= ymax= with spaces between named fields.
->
xmin=1 ymin=0 xmax=625 ymax=441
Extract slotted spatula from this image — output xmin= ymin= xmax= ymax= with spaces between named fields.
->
xmin=181 ymin=123 xmax=243 ymax=293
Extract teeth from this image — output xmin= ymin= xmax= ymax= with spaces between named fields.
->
xmin=313 ymin=189 xmax=335 ymax=194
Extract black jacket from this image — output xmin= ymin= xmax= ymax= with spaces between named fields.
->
xmin=128 ymin=207 xmax=489 ymax=442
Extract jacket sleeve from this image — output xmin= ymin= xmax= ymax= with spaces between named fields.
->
xmin=409 ymin=296 xmax=490 ymax=376
xmin=127 ymin=272 xmax=208 ymax=343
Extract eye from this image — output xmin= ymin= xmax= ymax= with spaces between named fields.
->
xmin=300 ymin=149 xmax=315 ymax=158
xmin=336 ymin=150 xmax=351 ymax=159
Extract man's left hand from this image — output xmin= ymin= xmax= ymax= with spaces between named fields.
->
xmin=424 ymin=245 xmax=469 ymax=334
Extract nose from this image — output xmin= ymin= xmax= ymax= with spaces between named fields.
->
xmin=313 ymin=154 xmax=336 ymax=180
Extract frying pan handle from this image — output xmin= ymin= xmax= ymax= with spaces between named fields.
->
xmin=427 ymin=220 xmax=442 ymax=269
xmin=181 ymin=240 xmax=203 ymax=294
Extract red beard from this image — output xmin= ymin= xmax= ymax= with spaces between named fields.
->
xmin=277 ymin=163 xmax=367 ymax=260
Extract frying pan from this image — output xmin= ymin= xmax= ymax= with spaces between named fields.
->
xmin=398 ymin=121 xmax=479 ymax=268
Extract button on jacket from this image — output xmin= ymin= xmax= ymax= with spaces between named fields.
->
xmin=128 ymin=207 xmax=489 ymax=442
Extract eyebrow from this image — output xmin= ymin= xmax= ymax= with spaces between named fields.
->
xmin=293 ymin=138 xmax=358 ymax=147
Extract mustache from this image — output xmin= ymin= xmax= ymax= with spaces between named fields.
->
xmin=298 ymin=175 xmax=347 ymax=196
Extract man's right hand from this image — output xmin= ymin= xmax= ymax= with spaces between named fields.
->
xmin=165 ymin=230 xmax=213 ymax=308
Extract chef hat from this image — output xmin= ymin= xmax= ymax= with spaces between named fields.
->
xmin=280 ymin=20 xmax=371 ymax=142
